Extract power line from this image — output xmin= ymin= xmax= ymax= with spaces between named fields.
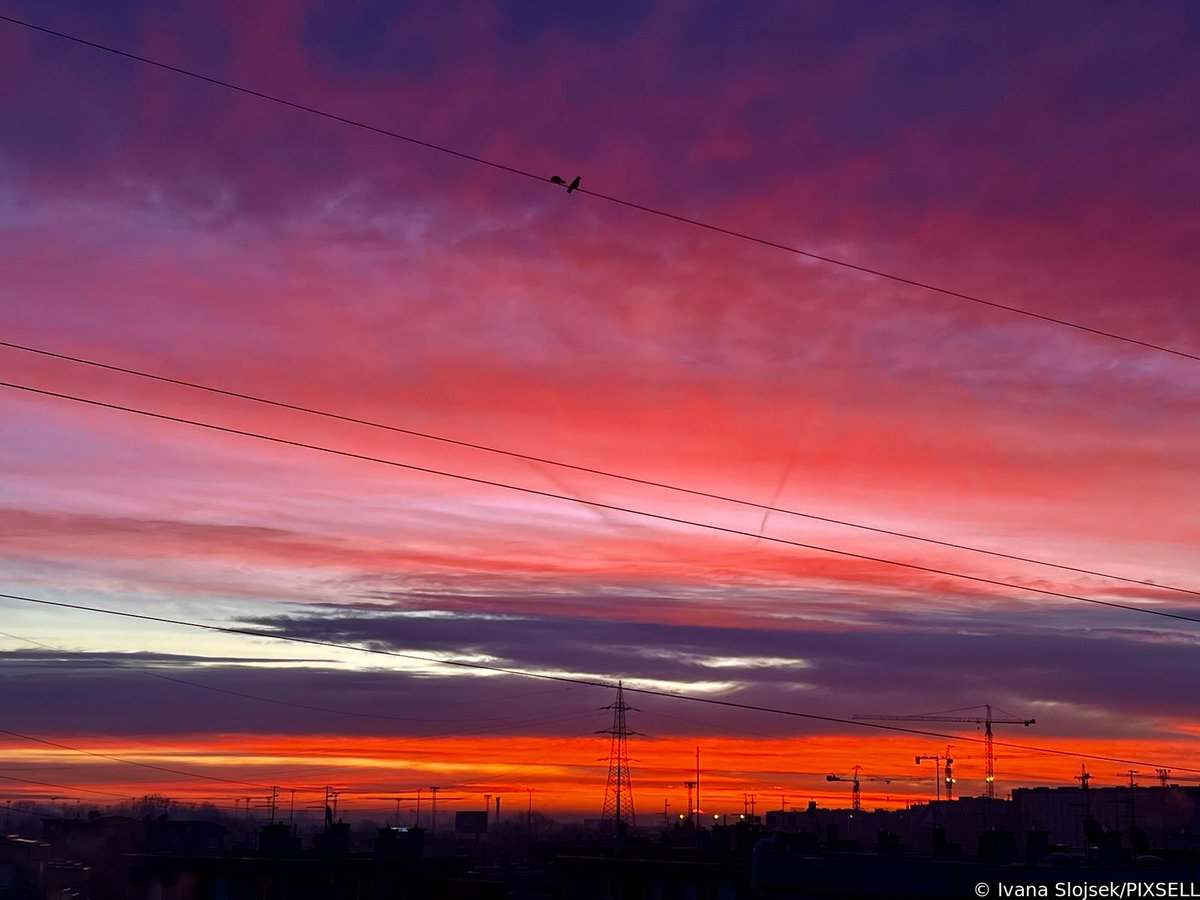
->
xmin=0 ymin=15 xmax=540 ymax=187
xmin=172 ymin=708 xmax=604 ymax=787
xmin=0 ymin=630 xmax=610 ymax=789
xmin=576 ymin=188 xmax=1200 ymax=364
xmin=0 ymin=628 xmax=588 ymax=728
xmin=0 ymin=726 xmax=280 ymax=791
xmin=2 ymin=630 xmax=612 ymax=788
xmin=396 ymin=713 xmax=613 ymax=794
xmin=3 ymin=338 xmax=1194 ymax=600
xmin=3 ymin=377 xmax=1199 ymax=628
xmin=0 ymin=14 xmax=1196 ymax=364
xmin=1 ymin=591 xmax=1197 ymax=776
xmin=0 ymin=772 xmax=130 ymax=799
xmin=254 ymin=715 xmax=609 ymax=787
xmin=0 ymin=778 xmax=258 ymax=817
xmin=3 ymin=726 xmax=598 ymax=813
xmin=0 ymin=628 xmax=609 ymax=806
xmin=267 ymin=710 xmax=604 ymax=786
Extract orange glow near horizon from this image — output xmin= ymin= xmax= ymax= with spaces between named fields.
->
xmin=5 ymin=731 xmax=1198 ymax=819
xmin=3 ymin=2 xmax=1200 ymax=842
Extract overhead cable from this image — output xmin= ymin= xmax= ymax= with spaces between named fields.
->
xmin=2 ymin=339 xmax=1194 ymax=599
xmin=0 ymin=14 xmax=1196 ymax=363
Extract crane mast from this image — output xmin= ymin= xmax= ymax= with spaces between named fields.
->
xmin=826 ymin=765 xmax=891 ymax=812
xmin=853 ymin=705 xmax=1035 ymax=798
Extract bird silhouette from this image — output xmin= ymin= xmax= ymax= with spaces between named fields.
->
xmin=549 ymin=174 xmax=582 ymax=193
xmin=550 ymin=175 xmax=566 ymax=185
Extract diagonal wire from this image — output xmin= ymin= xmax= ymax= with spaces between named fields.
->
xmin=0 ymin=628 xmax=582 ymax=727
xmin=2 ymin=339 xmax=1195 ymax=599
xmin=3 ymin=377 xmax=1199 ymax=627
xmin=2 ymin=590 xmax=1198 ymax=777
xmin=0 ymin=14 xmax=1197 ymax=363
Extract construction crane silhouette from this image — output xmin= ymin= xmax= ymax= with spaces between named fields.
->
xmin=937 ymin=748 xmax=987 ymax=800
xmin=826 ymin=765 xmax=891 ymax=812
xmin=853 ymin=705 xmax=1034 ymax=798
xmin=916 ymin=748 xmax=953 ymax=802
xmin=914 ymin=744 xmax=977 ymax=800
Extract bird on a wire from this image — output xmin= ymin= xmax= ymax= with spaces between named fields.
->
xmin=550 ymin=174 xmax=582 ymax=193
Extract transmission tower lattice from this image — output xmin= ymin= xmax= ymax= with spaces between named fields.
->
xmin=600 ymin=681 xmax=637 ymax=828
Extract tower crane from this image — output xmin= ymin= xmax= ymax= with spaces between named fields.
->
xmin=825 ymin=765 xmax=892 ymax=812
xmin=1128 ymin=769 xmax=1200 ymax=789
xmin=918 ymin=744 xmax=981 ymax=800
xmin=916 ymin=748 xmax=953 ymax=802
xmin=1126 ymin=769 xmax=1175 ymax=787
xmin=853 ymin=705 xmax=1034 ymax=798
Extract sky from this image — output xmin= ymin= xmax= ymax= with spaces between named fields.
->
xmin=1 ymin=0 xmax=1199 ymax=821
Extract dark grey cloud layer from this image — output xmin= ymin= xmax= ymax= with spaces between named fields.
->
xmin=2 ymin=604 xmax=1192 ymax=743
xmin=249 ymin=606 xmax=1196 ymax=736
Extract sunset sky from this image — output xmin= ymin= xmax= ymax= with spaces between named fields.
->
xmin=2 ymin=1 xmax=1199 ymax=821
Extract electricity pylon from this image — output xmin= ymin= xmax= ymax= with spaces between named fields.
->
xmin=599 ymin=681 xmax=638 ymax=828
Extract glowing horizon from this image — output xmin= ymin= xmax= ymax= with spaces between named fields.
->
xmin=2 ymin=2 xmax=1199 ymax=820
